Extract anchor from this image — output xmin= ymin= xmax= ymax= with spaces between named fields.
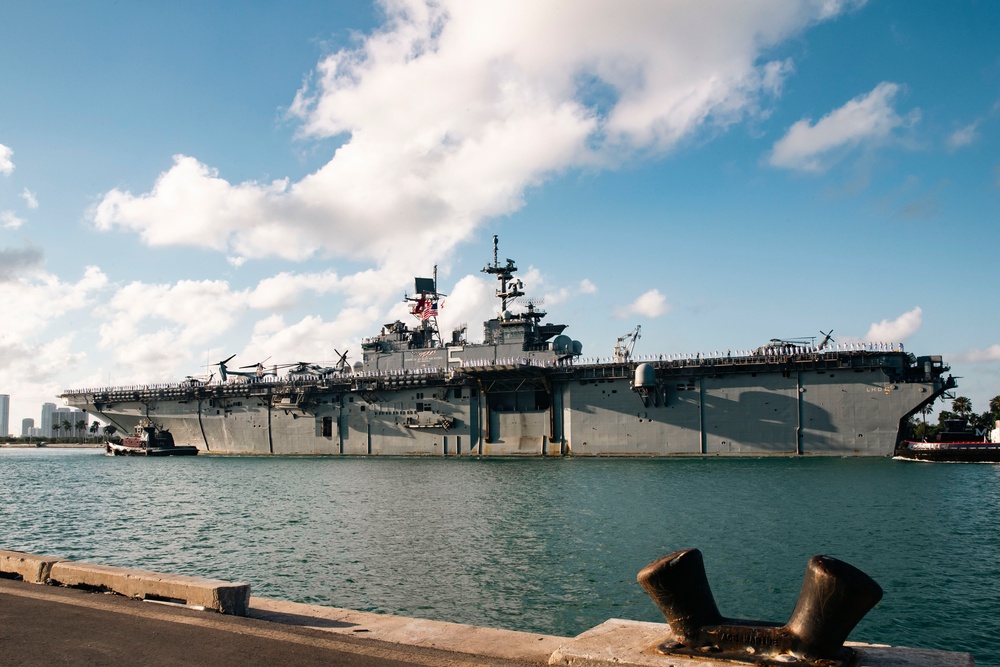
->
xmin=637 ymin=549 xmax=882 ymax=666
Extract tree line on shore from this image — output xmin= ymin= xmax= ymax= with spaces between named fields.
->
xmin=907 ymin=395 xmax=1000 ymax=442
xmin=0 ymin=419 xmax=103 ymax=444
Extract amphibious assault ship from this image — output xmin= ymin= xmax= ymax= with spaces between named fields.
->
xmin=62 ymin=237 xmax=954 ymax=457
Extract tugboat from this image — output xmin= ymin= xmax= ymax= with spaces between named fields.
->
xmin=105 ymin=421 xmax=198 ymax=457
xmin=895 ymin=418 xmax=1000 ymax=463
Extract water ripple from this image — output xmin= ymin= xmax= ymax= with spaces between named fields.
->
xmin=1 ymin=450 xmax=996 ymax=665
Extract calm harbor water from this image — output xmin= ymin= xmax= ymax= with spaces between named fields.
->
xmin=1 ymin=448 xmax=997 ymax=665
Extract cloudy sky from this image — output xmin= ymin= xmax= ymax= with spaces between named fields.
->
xmin=1 ymin=0 xmax=998 ymax=429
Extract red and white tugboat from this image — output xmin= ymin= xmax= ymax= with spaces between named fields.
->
xmin=895 ymin=418 xmax=1000 ymax=463
xmin=105 ymin=421 xmax=198 ymax=457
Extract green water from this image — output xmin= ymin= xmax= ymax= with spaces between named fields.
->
xmin=1 ymin=449 xmax=997 ymax=664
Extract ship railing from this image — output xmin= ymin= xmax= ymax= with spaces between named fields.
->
xmin=552 ymin=343 xmax=909 ymax=378
xmin=60 ymin=342 xmax=907 ymax=397
xmin=345 ymin=367 xmax=454 ymax=389
xmin=458 ymin=357 xmax=541 ymax=368
xmin=561 ymin=341 xmax=904 ymax=367
xmin=353 ymin=367 xmax=447 ymax=377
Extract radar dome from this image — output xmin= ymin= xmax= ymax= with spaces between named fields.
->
xmin=634 ymin=363 xmax=656 ymax=388
xmin=551 ymin=335 xmax=572 ymax=353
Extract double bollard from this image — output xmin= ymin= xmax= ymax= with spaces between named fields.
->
xmin=638 ymin=549 xmax=882 ymax=666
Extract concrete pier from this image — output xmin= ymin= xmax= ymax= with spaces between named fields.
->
xmin=547 ymin=618 xmax=974 ymax=667
xmin=0 ymin=550 xmax=975 ymax=666
xmin=0 ymin=549 xmax=249 ymax=614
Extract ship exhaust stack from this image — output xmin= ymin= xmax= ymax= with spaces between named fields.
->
xmin=637 ymin=548 xmax=882 ymax=667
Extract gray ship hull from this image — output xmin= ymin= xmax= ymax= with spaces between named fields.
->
xmin=63 ymin=350 xmax=949 ymax=457
xmin=61 ymin=238 xmax=952 ymax=457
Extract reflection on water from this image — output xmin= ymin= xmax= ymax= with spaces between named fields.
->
xmin=1 ymin=448 xmax=997 ymax=665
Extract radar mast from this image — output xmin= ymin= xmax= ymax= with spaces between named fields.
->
xmin=482 ymin=235 xmax=526 ymax=314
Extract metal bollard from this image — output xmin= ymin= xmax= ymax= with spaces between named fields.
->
xmin=637 ymin=549 xmax=883 ymax=666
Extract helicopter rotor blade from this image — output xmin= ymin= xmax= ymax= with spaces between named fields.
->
xmin=238 ymin=356 xmax=272 ymax=369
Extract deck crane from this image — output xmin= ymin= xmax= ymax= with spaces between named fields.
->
xmin=613 ymin=325 xmax=641 ymax=362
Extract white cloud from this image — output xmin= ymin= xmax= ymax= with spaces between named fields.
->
xmin=0 ymin=264 xmax=108 ymax=345
xmin=240 ymin=310 xmax=378 ymax=368
xmin=816 ymin=0 xmax=868 ymax=19
xmin=543 ymin=279 xmax=600 ymax=305
xmin=98 ymin=279 xmax=247 ymax=353
xmin=769 ymin=82 xmax=915 ymax=172
xmin=946 ymin=122 xmax=979 ymax=151
xmin=473 ymin=265 xmax=595 ymax=311
xmin=430 ymin=270 xmax=598 ymax=343
xmin=1 ymin=211 xmax=24 ymax=229
xmin=0 ymin=247 xmax=43 ymax=281
xmin=0 ymin=335 xmax=89 ymax=427
xmin=92 ymin=1 xmax=859 ymax=271
xmin=21 ymin=188 xmax=39 ymax=209
xmin=247 ymin=270 xmax=342 ymax=310
xmin=0 ymin=144 xmax=13 ymax=175
xmin=88 ymin=266 xmax=410 ymax=381
xmin=542 ymin=287 xmax=572 ymax=307
xmin=953 ymin=345 xmax=1000 ymax=363
xmin=93 ymin=155 xmax=294 ymax=256
xmin=863 ymin=306 xmax=922 ymax=342
xmin=614 ymin=288 xmax=671 ymax=319
xmin=436 ymin=274 xmax=494 ymax=343
xmin=77 ymin=2 xmax=873 ymax=388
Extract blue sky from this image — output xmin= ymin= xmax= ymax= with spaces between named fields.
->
xmin=1 ymin=0 xmax=998 ymax=428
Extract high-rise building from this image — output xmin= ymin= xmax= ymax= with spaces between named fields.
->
xmin=40 ymin=402 xmax=57 ymax=437
xmin=49 ymin=407 xmax=90 ymax=438
xmin=0 ymin=394 xmax=9 ymax=438
xmin=52 ymin=407 xmax=71 ymax=436
xmin=70 ymin=409 xmax=89 ymax=437
xmin=22 ymin=418 xmax=35 ymax=437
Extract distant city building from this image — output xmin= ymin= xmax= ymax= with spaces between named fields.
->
xmin=53 ymin=407 xmax=72 ymax=436
xmin=73 ymin=409 xmax=91 ymax=437
xmin=51 ymin=407 xmax=90 ymax=437
xmin=0 ymin=394 xmax=9 ymax=437
xmin=41 ymin=402 xmax=57 ymax=437
xmin=22 ymin=418 xmax=35 ymax=437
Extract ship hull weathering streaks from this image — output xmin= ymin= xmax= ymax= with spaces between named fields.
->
xmin=63 ymin=237 xmax=952 ymax=457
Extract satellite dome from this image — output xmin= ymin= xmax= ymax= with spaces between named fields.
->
xmin=552 ymin=335 xmax=572 ymax=352
xmin=634 ymin=363 xmax=656 ymax=388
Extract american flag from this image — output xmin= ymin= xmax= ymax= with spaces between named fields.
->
xmin=421 ymin=300 xmax=438 ymax=320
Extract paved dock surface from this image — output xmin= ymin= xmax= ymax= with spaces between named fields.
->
xmin=0 ymin=579 xmax=541 ymax=666
xmin=0 ymin=575 xmax=975 ymax=667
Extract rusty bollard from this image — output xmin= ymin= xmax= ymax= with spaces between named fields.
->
xmin=637 ymin=549 xmax=883 ymax=666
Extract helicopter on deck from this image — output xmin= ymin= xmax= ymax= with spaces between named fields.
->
xmin=754 ymin=330 xmax=835 ymax=355
xmin=211 ymin=355 xmax=278 ymax=382
xmin=276 ymin=350 xmax=353 ymax=378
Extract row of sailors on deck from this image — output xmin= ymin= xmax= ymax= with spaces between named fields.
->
xmin=624 ymin=341 xmax=903 ymax=363
xmin=73 ymin=341 xmax=906 ymax=395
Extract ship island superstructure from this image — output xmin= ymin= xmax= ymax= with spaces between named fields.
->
xmin=62 ymin=236 xmax=954 ymax=457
